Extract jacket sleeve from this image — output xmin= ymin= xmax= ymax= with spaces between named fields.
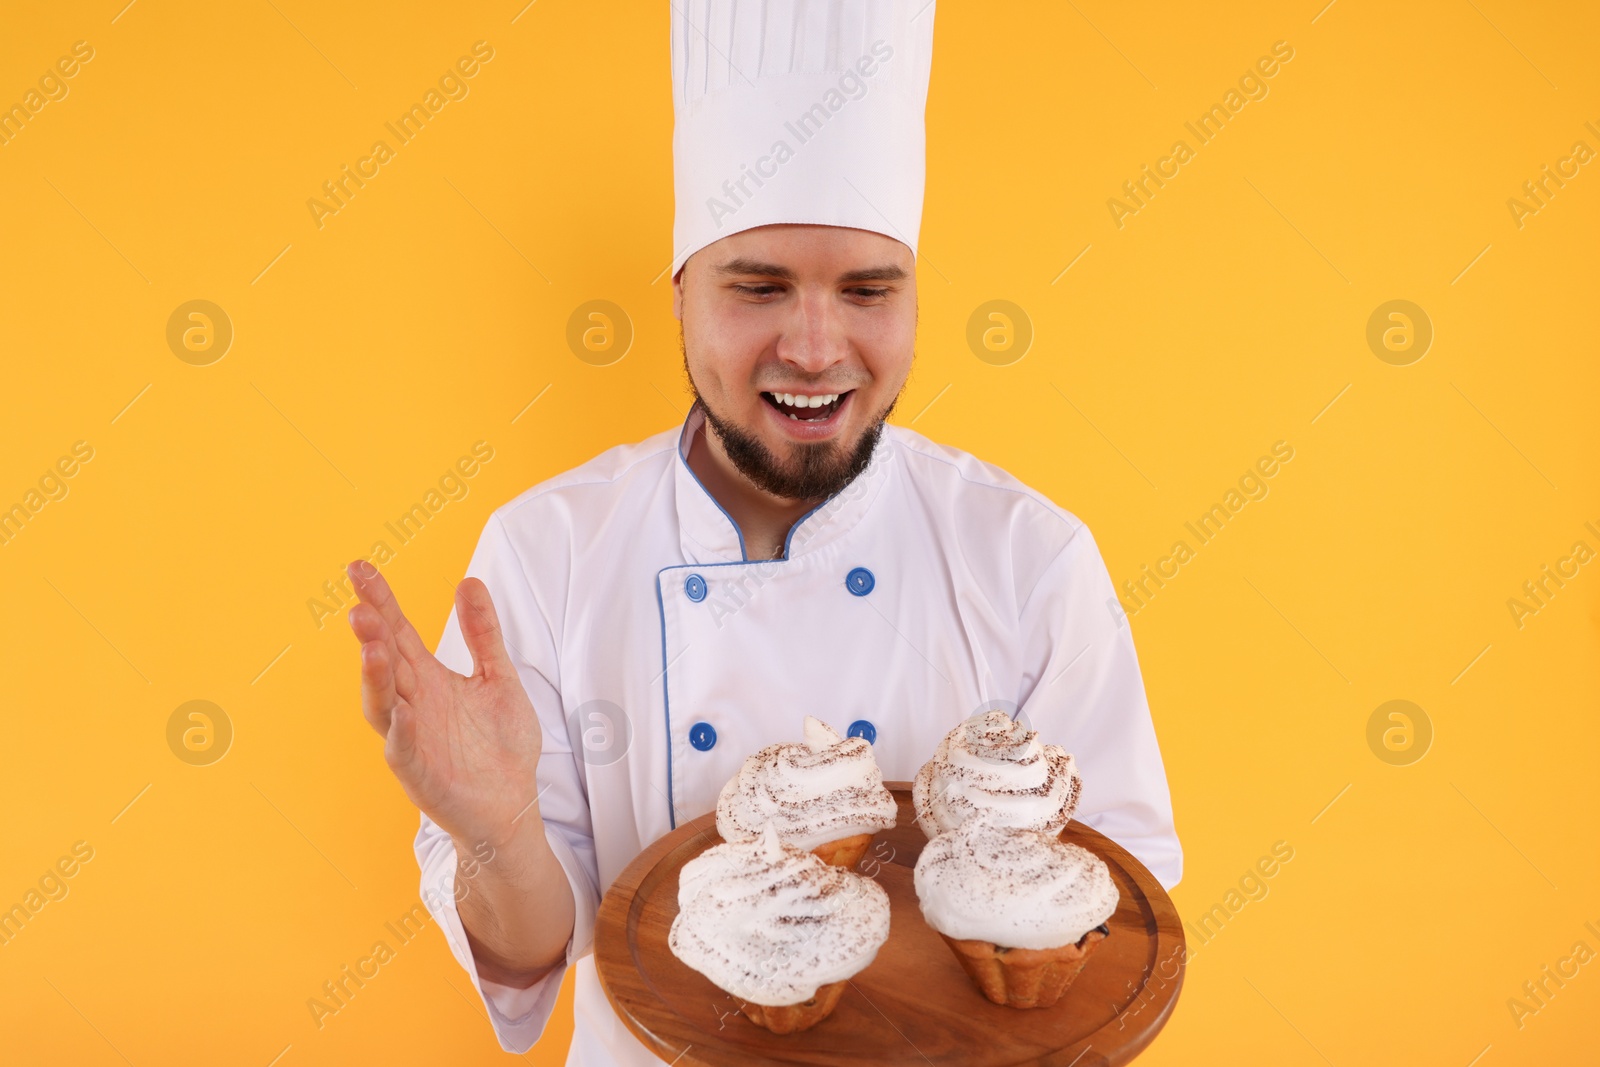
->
xmin=413 ymin=508 xmax=601 ymax=1053
xmin=1014 ymin=520 xmax=1183 ymax=890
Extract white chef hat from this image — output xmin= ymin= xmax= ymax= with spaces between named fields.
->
xmin=669 ymin=0 xmax=937 ymax=280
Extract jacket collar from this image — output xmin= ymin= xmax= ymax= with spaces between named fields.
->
xmin=673 ymin=400 xmax=895 ymax=564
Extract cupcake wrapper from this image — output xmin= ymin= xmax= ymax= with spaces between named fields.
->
xmin=810 ymin=833 xmax=875 ymax=869
xmin=939 ymin=925 xmax=1109 ymax=1008
xmin=737 ymin=979 xmax=849 ymax=1034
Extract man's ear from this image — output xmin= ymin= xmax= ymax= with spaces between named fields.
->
xmin=671 ymin=266 xmax=685 ymax=321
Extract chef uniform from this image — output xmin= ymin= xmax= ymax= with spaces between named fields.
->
xmin=414 ymin=2 xmax=1182 ymax=1063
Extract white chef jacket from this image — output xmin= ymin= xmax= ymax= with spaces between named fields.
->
xmin=416 ymin=401 xmax=1181 ymax=1064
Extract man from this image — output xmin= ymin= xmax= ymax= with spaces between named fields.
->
xmin=346 ymin=2 xmax=1181 ymax=1062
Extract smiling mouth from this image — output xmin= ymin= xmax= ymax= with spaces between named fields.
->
xmin=761 ymin=390 xmax=851 ymax=421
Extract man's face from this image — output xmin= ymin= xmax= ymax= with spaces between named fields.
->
xmin=672 ymin=224 xmax=917 ymax=500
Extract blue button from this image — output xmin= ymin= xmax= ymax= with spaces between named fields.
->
xmin=689 ymin=721 xmax=717 ymax=751
xmin=847 ymin=719 xmax=877 ymax=745
xmin=684 ymin=574 xmax=707 ymax=602
xmin=845 ymin=567 xmax=875 ymax=596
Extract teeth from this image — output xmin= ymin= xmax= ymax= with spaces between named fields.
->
xmin=767 ymin=392 xmax=840 ymax=408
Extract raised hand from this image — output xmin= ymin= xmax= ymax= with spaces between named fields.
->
xmin=345 ymin=560 xmax=543 ymax=849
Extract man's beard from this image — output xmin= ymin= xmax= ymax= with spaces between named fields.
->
xmin=681 ymin=333 xmax=898 ymax=501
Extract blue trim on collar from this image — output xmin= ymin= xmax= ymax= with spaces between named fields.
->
xmin=678 ymin=400 xmax=881 ymax=564
xmin=780 ymin=497 xmax=830 ymax=560
xmin=676 ymin=403 xmax=749 ymax=562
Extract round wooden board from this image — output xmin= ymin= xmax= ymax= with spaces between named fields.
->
xmin=595 ymin=784 xmax=1185 ymax=1066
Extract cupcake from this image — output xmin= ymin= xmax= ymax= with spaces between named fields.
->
xmin=669 ymin=823 xmax=891 ymax=1033
xmin=716 ymin=716 xmax=898 ymax=868
xmin=912 ymin=708 xmax=1083 ymax=839
xmin=914 ymin=818 xmax=1117 ymax=1008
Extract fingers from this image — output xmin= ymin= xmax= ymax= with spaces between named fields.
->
xmin=347 ymin=602 xmax=417 ymax=700
xmin=359 ymin=640 xmax=398 ymax=737
xmin=384 ymin=699 xmax=419 ymax=778
xmin=346 ymin=560 xmax=430 ymax=664
xmin=455 ymin=577 xmax=515 ymax=681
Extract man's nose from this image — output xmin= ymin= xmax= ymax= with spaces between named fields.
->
xmin=774 ymin=288 xmax=848 ymax=373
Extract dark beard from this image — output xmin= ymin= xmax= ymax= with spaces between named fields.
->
xmin=699 ymin=394 xmax=891 ymax=500
xmin=681 ymin=333 xmax=897 ymax=501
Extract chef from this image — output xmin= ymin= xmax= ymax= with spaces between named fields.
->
xmin=345 ymin=1 xmax=1181 ymax=1062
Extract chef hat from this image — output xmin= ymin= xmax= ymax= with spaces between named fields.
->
xmin=669 ymin=0 xmax=937 ymax=280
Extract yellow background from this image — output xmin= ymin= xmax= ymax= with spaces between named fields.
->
xmin=2 ymin=1 xmax=1596 ymax=1064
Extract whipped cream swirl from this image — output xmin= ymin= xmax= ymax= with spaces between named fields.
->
xmin=717 ymin=716 xmax=898 ymax=851
xmin=669 ymin=823 xmax=891 ymax=1004
xmin=913 ymin=709 xmax=1083 ymax=838
xmin=914 ymin=818 xmax=1118 ymax=949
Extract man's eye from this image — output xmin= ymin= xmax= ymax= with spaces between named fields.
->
xmin=850 ymin=287 xmax=890 ymax=299
xmin=733 ymin=284 xmax=781 ymax=296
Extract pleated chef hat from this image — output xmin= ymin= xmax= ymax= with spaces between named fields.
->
xmin=669 ymin=0 xmax=937 ymax=280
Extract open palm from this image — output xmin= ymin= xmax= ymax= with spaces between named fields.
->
xmin=345 ymin=561 xmax=542 ymax=848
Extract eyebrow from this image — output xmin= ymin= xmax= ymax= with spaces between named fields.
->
xmin=711 ymin=257 xmax=908 ymax=284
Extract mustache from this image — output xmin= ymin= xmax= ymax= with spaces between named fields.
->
xmin=753 ymin=380 xmax=864 ymax=393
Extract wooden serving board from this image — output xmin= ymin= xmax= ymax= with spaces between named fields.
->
xmin=595 ymin=783 xmax=1185 ymax=1066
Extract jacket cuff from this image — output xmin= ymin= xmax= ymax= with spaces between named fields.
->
xmin=415 ymin=819 xmax=598 ymax=1053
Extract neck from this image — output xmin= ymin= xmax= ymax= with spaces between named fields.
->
xmin=686 ymin=416 xmax=821 ymax=561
